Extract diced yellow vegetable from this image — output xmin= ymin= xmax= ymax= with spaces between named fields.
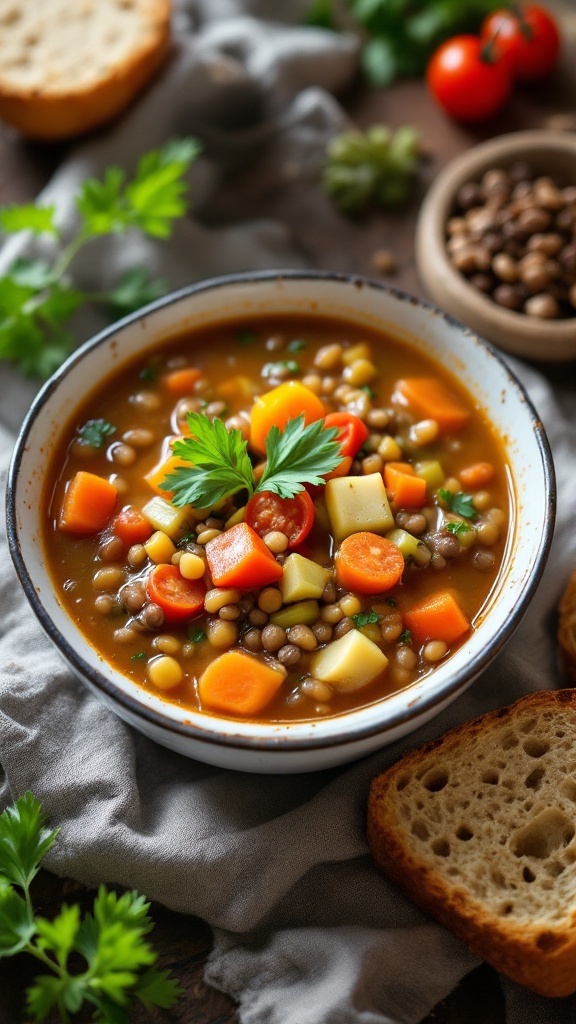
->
xmin=225 ymin=505 xmax=246 ymax=529
xmin=386 ymin=527 xmax=423 ymax=561
xmin=311 ymin=629 xmax=388 ymax=691
xmin=342 ymin=342 xmax=371 ymax=366
xmin=144 ymin=530 xmax=177 ymax=564
xmin=270 ymin=600 xmax=320 ymax=629
xmin=414 ymin=459 xmax=445 ymax=490
xmin=280 ymin=553 xmax=332 ymax=604
xmin=325 ymin=473 xmax=394 ymax=542
xmin=142 ymin=496 xmax=190 ymax=539
xmin=148 ymin=655 xmax=183 ymax=690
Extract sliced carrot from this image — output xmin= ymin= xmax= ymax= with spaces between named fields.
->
xmin=112 ymin=506 xmax=153 ymax=547
xmin=198 ymin=650 xmax=286 ymax=716
xmin=335 ymin=532 xmax=405 ymax=594
xmin=205 ymin=522 xmax=283 ymax=589
xmin=162 ymin=367 xmax=202 ymax=396
xmin=59 ymin=471 xmax=118 ymax=534
xmin=145 ymin=452 xmax=188 ymax=499
xmin=395 ymin=378 xmax=470 ymax=433
xmin=404 ymin=590 xmax=470 ymax=647
xmin=384 ymin=464 xmax=427 ymax=508
xmin=146 ymin=564 xmax=206 ymax=623
xmin=459 ymin=461 xmax=495 ymax=490
xmin=250 ymin=381 xmax=325 ymax=454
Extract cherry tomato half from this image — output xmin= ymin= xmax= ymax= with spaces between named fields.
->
xmin=146 ymin=564 xmax=206 ymax=623
xmin=245 ymin=489 xmax=315 ymax=548
xmin=482 ymin=5 xmax=561 ymax=82
xmin=324 ymin=412 xmax=369 ymax=459
xmin=426 ymin=35 xmax=512 ymax=123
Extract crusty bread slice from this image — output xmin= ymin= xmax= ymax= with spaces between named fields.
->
xmin=368 ymin=689 xmax=576 ymax=998
xmin=0 ymin=0 xmax=171 ymax=140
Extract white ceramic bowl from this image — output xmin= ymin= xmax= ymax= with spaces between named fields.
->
xmin=6 ymin=272 xmax=555 ymax=773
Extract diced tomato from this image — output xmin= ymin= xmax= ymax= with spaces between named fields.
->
xmin=245 ymin=489 xmax=315 ymax=548
xmin=146 ymin=564 xmax=206 ymax=623
xmin=324 ymin=412 xmax=369 ymax=459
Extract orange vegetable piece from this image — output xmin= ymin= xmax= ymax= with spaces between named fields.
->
xmin=59 ymin=471 xmax=118 ymax=534
xmin=205 ymin=522 xmax=283 ymax=589
xmin=144 ymin=452 xmax=188 ymax=499
xmin=198 ymin=650 xmax=286 ymax=716
xmin=384 ymin=463 xmax=427 ymax=508
xmin=162 ymin=367 xmax=202 ymax=396
xmin=324 ymin=454 xmax=353 ymax=481
xmin=335 ymin=532 xmax=405 ymax=594
xmin=250 ymin=381 xmax=325 ymax=454
xmin=459 ymin=461 xmax=495 ymax=490
xmin=404 ymin=590 xmax=470 ymax=647
xmin=146 ymin=564 xmax=206 ymax=624
xmin=112 ymin=506 xmax=153 ymax=547
xmin=395 ymin=378 xmax=470 ymax=433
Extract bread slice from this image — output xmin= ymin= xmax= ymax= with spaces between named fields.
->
xmin=558 ymin=571 xmax=576 ymax=686
xmin=0 ymin=0 xmax=171 ymax=140
xmin=368 ymin=690 xmax=576 ymax=998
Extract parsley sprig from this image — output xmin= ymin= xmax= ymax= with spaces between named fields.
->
xmin=162 ymin=412 xmax=342 ymax=508
xmin=323 ymin=125 xmax=421 ymax=214
xmin=0 ymin=138 xmax=200 ymax=378
xmin=0 ymin=793 xmax=180 ymax=1022
xmin=76 ymin=419 xmax=116 ymax=449
xmin=438 ymin=488 xmax=478 ymax=520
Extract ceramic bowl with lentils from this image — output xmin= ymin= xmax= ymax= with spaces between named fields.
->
xmin=416 ymin=130 xmax=576 ymax=362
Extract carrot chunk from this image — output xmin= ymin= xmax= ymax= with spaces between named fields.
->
xmin=459 ymin=461 xmax=495 ymax=490
xmin=112 ymin=506 xmax=153 ymax=546
xmin=144 ymin=452 xmax=188 ymax=499
xmin=205 ymin=522 xmax=283 ymax=589
xmin=162 ymin=367 xmax=202 ymax=396
xmin=335 ymin=532 xmax=405 ymax=594
xmin=198 ymin=650 xmax=286 ymax=716
xmin=404 ymin=590 xmax=471 ymax=647
xmin=59 ymin=471 xmax=118 ymax=534
xmin=384 ymin=464 xmax=427 ymax=508
xmin=250 ymin=381 xmax=325 ymax=454
xmin=395 ymin=378 xmax=470 ymax=433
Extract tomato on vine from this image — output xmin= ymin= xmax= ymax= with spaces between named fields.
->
xmin=426 ymin=35 xmax=512 ymax=123
xmin=482 ymin=5 xmax=561 ymax=83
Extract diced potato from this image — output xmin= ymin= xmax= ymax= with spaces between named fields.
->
xmin=280 ymin=554 xmax=332 ymax=604
xmin=142 ymin=496 xmax=190 ymax=539
xmin=270 ymin=599 xmax=320 ymax=629
xmin=386 ymin=527 xmax=423 ymax=561
xmin=342 ymin=342 xmax=371 ymax=365
xmin=144 ymin=530 xmax=177 ymax=564
xmin=225 ymin=505 xmax=246 ymax=529
xmin=311 ymin=629 xmax=388 ymax=692
xmin=325 ymin=473 xmax=394 ymax=542
xmin=414 ymin=459 xmax=445 ymax=490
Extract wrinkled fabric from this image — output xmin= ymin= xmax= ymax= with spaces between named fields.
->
xmin=1 ymin=4 xmax=575 ymax=1024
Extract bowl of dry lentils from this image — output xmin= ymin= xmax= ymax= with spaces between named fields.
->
xmin=416 ymin=130 xmax=576 ymax=362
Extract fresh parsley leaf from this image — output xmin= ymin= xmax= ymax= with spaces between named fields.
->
xmin=0 ymin=884 xmax=36 ymax=957
xmin=287 ymin=339 xmax=307 ymax=352
xmin=438 ymin=488 xmax=478 ymax=520
xmin=131 ymin=652 xmax=147 ymax=661
xmin=446 ymin=521 xmax=473 ymax=537
xmin=398 ymin=629 xmax=412 ymax=645
xmin=9 ymin=258 xmax=55 ymax=290
xmin=139 ymin=366 xmax=156 ymax=382
xmin=77 ymin=418 xmax=116 ymax=448
xmin=352 ymin=609 xmax=382 ymax=629
xmin=361 ymin=384 xmax=376 ymax=398
xmin=262 ymin=359 xmax=300 ymax=377
xmin=0 ymin=792 xmax=59 ymax=892
xmin=323 ymin=124 xmax=421 ymax=214
xmin=106 ymin=267 xmax=167 ymax=316
xmin=0 ymin=204 xmax=57 ymax=236
xmin=259 ymin=416 xmax=342 ymax=498
xmin=188 ymin=626 xmax=206 ymax=643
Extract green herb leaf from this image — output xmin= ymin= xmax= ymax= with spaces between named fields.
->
xmin=259 ymin=416 xmax=342 ymax=498
xmin=398 ymin=629 xmax=412 ymax=645
xmin=323 ymin=124 xmax=421 ymax=214
xmin=77 ymin=418 xmax=116 ymax=448
xmin=35 ymin=904 xmax=81 ymax=967
xmin=287 ymin=339 xmax=307 ymax=352
xmin=131 ymin=652 xmax=147 ymax=661
xmin=0 ymin=204 xmax=57 ymax=236
xmin=0 ymin=883 xmax=36 ymax=957
xmin=438 ymin=489 xmax=478 ymax=520
xmin=106 ymin=267 xmax=167 ymax=316
xmin=188 ymin=626 xmax=206 ymax=643
xmin=134 ymin=966 xmax=183 ymax=1009
xmin=352 ymin=609 xmax=382 ymax=629
xmin=262 ymin=359 xmax=300 ymax=377
xmin=0 ymin=793 xmax=59 ymax=892
xmin=445 ymin=520 xmax=473 ymax=537
xmin=164 ymin=412 xmax=255 ymax=509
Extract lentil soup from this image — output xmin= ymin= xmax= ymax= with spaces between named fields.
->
xmin=44 ymin=316 xmax=512 ymax=723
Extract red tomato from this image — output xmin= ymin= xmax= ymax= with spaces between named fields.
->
xmin=482 ymin=5 xmax=560 ymax=82
xmin=146 ymin=564 xmax=206 ymax=623
xmin=426 ymin=35 xmax=512 ymax=123
xmin=245 ymin=489 xmax=315 ymax=548
xmin=324 ymin=412 xmax=369 ymax=458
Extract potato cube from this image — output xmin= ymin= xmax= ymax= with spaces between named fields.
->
xmin=311 ymin=629 xmax=388 ymax=692
xmin=386 ymin=527 xmax=422 ymax=560
xmin=144 ymin=530 xmax=177 ymax=564
xmin=142 ymin=496 xmax=190 ymax=539
xmin=325 ymin=473 xmax=394 ymax=541
xmin=280 ymin=553 xmax=332 ymax=604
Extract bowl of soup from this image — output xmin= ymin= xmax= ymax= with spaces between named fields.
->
xmin=6 ymin=271 xmax=555 ymax=773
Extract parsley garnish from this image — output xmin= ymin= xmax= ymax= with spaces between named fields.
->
xmin=323 ymin=125 xmax=421 ymax=214
xmin=162 ymin=413 xmax=342 ymax=508
xmin=0 ymin=138 xmax=200 ymax=378
xmin=287 ymin=339 xmax=307 ymax=352
xmin=262 ymin=359 xmax=300 ymax=378
xmin=131 ymin=651 xmax=147 ymax=660
xmin=361 ymin=385 xmax=377 ymax=398
xmin=352 ymin=609 xmax=382 ymax=629
xmin=438 ymin=488 xmax=478 ymax=520
xmin=399 ymin=629 xmax=412 ymax=645
xmin=139 ymin=366 xmax=157 ymax=382
xmin=445 ymin=521 xmax=473 ymax=538
xmin=0 ymin=793 xmax=181 ymax=1021
xmin=77 ymin=418 xmax=116 ymax=449
xmin=188 ymin=626 xmax=206 ymax=643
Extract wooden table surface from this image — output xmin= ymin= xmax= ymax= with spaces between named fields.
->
xmin=1 ymin=5 xmax=574 ymax=1020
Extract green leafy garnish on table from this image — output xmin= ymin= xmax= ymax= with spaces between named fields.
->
xmin=323 ymin=125 xmax=421 ymax=214
xmin=0 ymin=792 xmax=181 ymax=1022
xmin=0 ymin=137 xmax=200 ymax=379
xmin=438 ymin=488 xmax=478 ymax=520
xmin=162 ymin=412 xmax=342 ymax=508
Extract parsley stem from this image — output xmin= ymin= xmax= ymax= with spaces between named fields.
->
xmin=51 ymin=231 xmax=90 ymax=282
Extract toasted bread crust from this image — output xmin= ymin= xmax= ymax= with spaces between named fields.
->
xmin=0 ymin=0 xmax=171 ymax=140
xmin=558 ymin=571 xmax=576 ymax=686
xmin=368 ymin=690 xmax=576 ymax=998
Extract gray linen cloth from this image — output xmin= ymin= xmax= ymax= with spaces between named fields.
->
xmin=1 ymin=4 xmax=576 ymax=1023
